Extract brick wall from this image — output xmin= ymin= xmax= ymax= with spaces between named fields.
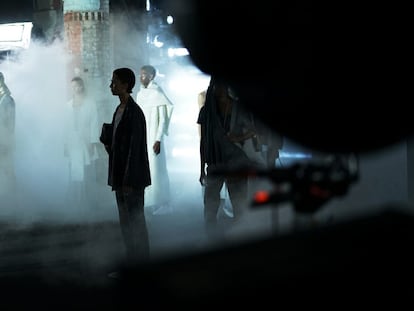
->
xmin=63 ymin=0 xmax=113 ymax=124
xmin=64 ymin=11 xmax=111 ymax=76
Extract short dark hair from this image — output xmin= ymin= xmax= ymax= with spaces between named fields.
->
xmin=141 ymin=65 xmax=156 ymax=78
xmin=113 ymin=67 xmax=136 ymax=93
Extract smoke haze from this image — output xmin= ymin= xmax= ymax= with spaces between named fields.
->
xmin=0 ymin=11 xmax=411 ymax=259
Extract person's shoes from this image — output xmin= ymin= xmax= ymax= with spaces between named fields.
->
xmin=107 ymin=271 xmax=121 ymax=280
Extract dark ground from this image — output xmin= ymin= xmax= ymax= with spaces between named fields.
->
xmin=1 ymin=205 xmax=414 ymax=309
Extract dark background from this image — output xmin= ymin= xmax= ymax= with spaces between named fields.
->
xmin=0 ymin=1 xmax=33 ymax=23
xmin=2 ymin=0 xmax=412 ymax=153
xmin=1 ymin=1 xmax=414 ymax=307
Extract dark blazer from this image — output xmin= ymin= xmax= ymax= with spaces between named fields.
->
xmin=107 ymin=96 xmax=151 ymax=191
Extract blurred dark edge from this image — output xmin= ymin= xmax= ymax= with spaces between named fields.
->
xmin=167 ymin=0 xmax=413 ymax=153
xmin=1 ymin=1 xmax=414 ymax=308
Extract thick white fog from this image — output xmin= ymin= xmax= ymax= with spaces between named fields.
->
xmin=0 ymin=15 xmax=411 ymax=256
xmin=1 ymin=40 xmax=73 ymax=222
xmin=0 ymin=34 xmax=279 ymax=257
xmin=0 ymin=38 xmax=209 ymax=224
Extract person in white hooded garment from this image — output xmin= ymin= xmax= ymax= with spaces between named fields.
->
xmin=136 ymin=65 xmax=173 ymax=215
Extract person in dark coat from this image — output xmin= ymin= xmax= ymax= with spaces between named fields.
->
xmin=199 ymin=76 xmax=258 ymax=239
xmin=103 ymin=67 xmax=151 ymax=263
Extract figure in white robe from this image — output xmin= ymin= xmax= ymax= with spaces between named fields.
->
xmin=136 ymin=65 xmax=173 ymax=214
xmin=64 ymin=77 xmax=100 ymax=209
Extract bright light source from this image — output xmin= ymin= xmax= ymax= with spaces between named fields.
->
xmin=153 ymin=35 xmax=164 ymax=48
xmin=0 ymin=22 xmax=33 ymax=51
xmin=167 ymin=47 xmax=189 ymax=58
xmin=279 ymin=151 xmax=312 ymax=159
xmin=167 ymin=70 xmax=210 ymax=94
xmin=166 ymin=15 xmax=174 ymax=25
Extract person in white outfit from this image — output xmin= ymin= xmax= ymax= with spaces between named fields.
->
xmin=136 ymin=65 xmax=174 ymax=215
xmin=64 ymin=76 xmax=100 ymax=213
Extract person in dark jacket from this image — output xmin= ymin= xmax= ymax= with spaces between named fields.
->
xmin=104 ymin=67 xmax=151 ymax=263
xmin=199 ymin=76 xmax=257 ymax=239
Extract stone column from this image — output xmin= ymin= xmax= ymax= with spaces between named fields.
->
xmin=63 ymin=0 xmax=113 ymax=123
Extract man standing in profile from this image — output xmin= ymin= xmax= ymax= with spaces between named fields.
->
xmin=102 ymin=67 xmax=151 ymax=265
xmin=0 ymin=72 xmax=16 ymax=203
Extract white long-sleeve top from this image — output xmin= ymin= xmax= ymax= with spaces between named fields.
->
xmin=136 ymin=81 xmax=174 ymax=207
xmin=136 ymin=81 xmax=173 ymax=141
xmin=64 ymin=95 xmax=100 ymax=181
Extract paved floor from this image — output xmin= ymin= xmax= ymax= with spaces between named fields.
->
xmin=2 ymin=163 xmax=414 ymax=308
xmin=0 ymin=214 xmax=199 ymax=309
xmin=2 ymin=207 xmax=414 ymax=309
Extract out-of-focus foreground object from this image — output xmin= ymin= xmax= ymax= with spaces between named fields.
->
xmin=167 ymin=0 xmax=412 ymax=153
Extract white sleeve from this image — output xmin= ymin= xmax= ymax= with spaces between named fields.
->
xmin=155 ymin=105 xmax=167 ymax=142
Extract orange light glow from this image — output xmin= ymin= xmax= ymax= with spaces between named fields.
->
xmin=254 ymin=190 xmax=270 ymax=204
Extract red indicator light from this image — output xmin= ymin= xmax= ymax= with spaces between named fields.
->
xmin=254 ymin=190 xmax=270 ymax=203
